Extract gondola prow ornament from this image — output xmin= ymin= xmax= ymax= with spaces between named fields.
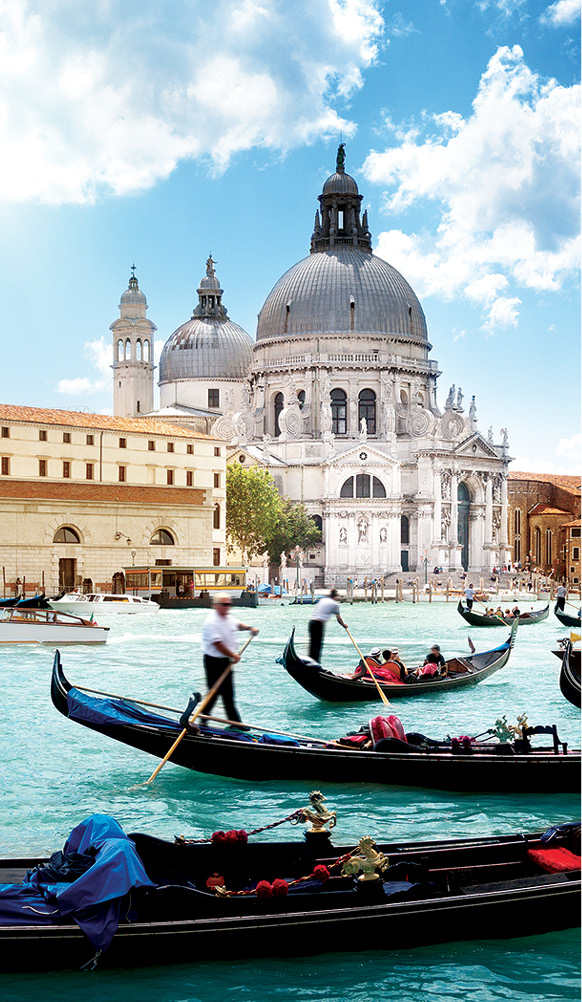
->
xmin=296 ymin=791 xmax=337 ymax=835
xmin=342 ymin=836 xmax=389 ymax=882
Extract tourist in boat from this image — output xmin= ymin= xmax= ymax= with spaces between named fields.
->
xmin=512 ymin=605 xmax=521 ymax=618
xmin=201 ymin=594 xmax=259 ymax=725
xmin=308 ymin=589 xmax=348 ymax=663
xmin=423 ymin=644 xmax=446 ymax=670
xmin=353 ymin=648 xmax=405 ymax=683
xmin=464 ymin=583 xmax=475 ymax=610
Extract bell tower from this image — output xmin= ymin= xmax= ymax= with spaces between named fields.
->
xmin=111 ymin=266 xmax=156 ymax=417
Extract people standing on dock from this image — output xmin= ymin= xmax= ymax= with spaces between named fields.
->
xmin=201 ymin=594 xmax=258 ymax=725
xmin=464 ymin=583 xmax=475 ymax=609
xmin=308 ymin=589 xmax=348 ymax=663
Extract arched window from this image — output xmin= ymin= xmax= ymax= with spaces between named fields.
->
xmin=355 ymin=474 xmax=370 ymax=498
xmin=53 ymin=526 xmax=80 ymax=543
xmin=358 ymin=389 xmax=376 ymax=435
xmin=125 ymin=338 xmax=131 ymax=360
xmin=514 ymin=509 xmax=521 ymax=534
xmin=213 ymin=503 xmax=221 ymax=530
xmin=372 ymin=476 xmax=386 ymax=498
xmin=117 ymin=339 xmax=124 ymax=361
xmin=311 ymin=514 xmax=323 ymax=532
xmin=401 ymin=515 xmax=409 ymax=544
xmin=534 ymin=526 xmax=541 ymax=565
xmin=331 ymin=388 xmax=347 ymax=435
xmin=340 ymin=476 xmax=354 ymax=498
xmin=545 ymin=528 xmax=552 ymax=566
xmin=151 ymin=529 xmax=175 ymax=545
xmin=514 ymin=537 xmax=521 ymax=563
xmin=136 ymin=339 xmax=142 ymax=361
xmin=297 ymin=390 xmax=306 ymax=410
xmin=143 ymin=340 xmax=150 ymax=362
xmin=274 ymin=392 xmax=284 ymax=437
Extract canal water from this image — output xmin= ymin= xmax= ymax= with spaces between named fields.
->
xmin=1 ymin=600 xmax=579 ymax=1000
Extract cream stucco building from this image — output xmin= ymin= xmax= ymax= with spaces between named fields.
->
xmin=0 ymin=405 xmax=225 ymax=594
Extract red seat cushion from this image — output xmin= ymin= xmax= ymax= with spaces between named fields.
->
xmin=527 ymin=847 xmax=582 ymax=872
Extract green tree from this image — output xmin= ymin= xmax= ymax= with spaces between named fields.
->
xmin=266 ymin=500 xmax=322 ymax=563
xmin=226 ymin=464 xmax=281 ymax=560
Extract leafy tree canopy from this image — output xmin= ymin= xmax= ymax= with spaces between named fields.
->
xmin=266 ymin=499 xmax=321 ymax=563
xmin=226 ymin=464 xmax=281 ymax=560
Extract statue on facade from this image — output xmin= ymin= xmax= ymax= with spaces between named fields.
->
xmin=206 ymin=254 xmax=216 ymax=277
xmin=357 ymin=516 xmax=368 ymax=544
xmin=339 ymin=526 xmax=348 ymax=545
xmin=280 ymin=551 xmax=287 ymax=572
xmin=336 ymin=143 xmax=346 ymax=172
xmin=359 ymin=416 xmax=367 ymax=442
xmin=488 ymin=426 xmax=494 ymax=443
xmin=441 ymin=507 xmax=451 ymax=541
xmin=320 ymin=399 xmax=333 ymax=435
xmin=445 ymin=385 xmax=455 ymax=410
xmin=379 ymin=527 xmax=388 ymax=544
xmin=349 ymin=397 xmax=357 ymax=435
xmin=455 ymin=387 xmax=464 ymax=411
xmin=469 ymin=395 xmax=477 ymax=422
xmin=500 ymin=427 xmax=509 ymax=449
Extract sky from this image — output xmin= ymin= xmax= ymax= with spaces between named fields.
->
xmin=0 ymin=0 xmax=579 ymax=473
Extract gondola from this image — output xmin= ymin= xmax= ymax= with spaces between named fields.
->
xmin=554 ymin=605 xmax=582 ymax=629
xmin=0 ymin=811 xmax=579 ymax=971
xmin=457 ymin=600 xmax=549 ymax=627
xmin=559 ymin=640 xmax=581 ymax=709
xmin=278 ymin=623 xmax=517 ymax=702
xmin=0 ymin=596 xmax=19 ymax=608
xmin=51 ymin=653 xmax=580 ymax=792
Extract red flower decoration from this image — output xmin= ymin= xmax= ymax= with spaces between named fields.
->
xmin=272 ymin=878 xmax=289 ymax=897
xmin=205 ymin=873 xmax=225 ymax=889
xmin=211 ymin=830 xmax=227 ymax=843
xmin=256 ymin=880 xmax=273 ymax=899
xmin=236 ymin=829 xmax=249 ymax=843
xmin=312 ymin=864 xmax=330 ymax=882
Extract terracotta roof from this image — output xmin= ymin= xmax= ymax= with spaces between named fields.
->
xmin=0 ymin=480 xmax=206 ymax=506
xmin=563 ymin=518 xmax=581 ymax=528
xmin=0 ymin=403 xmax=212 ymax=440
xmin=509 ymin=471 xmax=581 ymax=494
xmin=528 ymin=503 xmax=572 ymax=516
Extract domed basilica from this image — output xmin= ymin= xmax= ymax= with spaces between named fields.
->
xmin=112 ymin=147 xmax=511 ymax=583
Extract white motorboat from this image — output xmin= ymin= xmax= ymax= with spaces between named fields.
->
xmin=50 ymin=593 xmax=159 ymax=616
xmin=0 ymin=608 xmax=109 ymax=644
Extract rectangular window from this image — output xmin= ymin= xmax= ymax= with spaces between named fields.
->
xmin=63 ymin=461 xmax=71 ymax=478
xmin=1 ymin=427 xmax=9 ymax=438
xmin=186 ymin=471 xmax=193 ymax=486
xmin=573 ymin=547 xmax=580 ymax=561
xmin=187 ymin=444 xmax=194 ymax=455
xmin=214 ymin=473 xmax=220 ymax=488
xmin=213 ymin=547 xmax=221 ymax=566
xmin=86 ymin=434 xmax=94 ymax=446
xmin=63 ymin=432 xmax=71 ymax=443
xmin=119 ymin=438 xmax=126 ymax=449
xmin=572 ymin=528 xmax=581 ymax=538
xmin=118 ymin=466 xmax=126 ymax=482
xmin=39 ymin=460 xmax=47 ymax=477
xmin=39 ymin=429 xmax=47 ymax=442
xmin=86 ymin=463 xmax=94 ymax=480
xmin=0 ymin=457 xmax=8 ymax=475
xmin=167 ymin=469 xmax=174 ymax=485
xmin=167 ymin=442 xmax=174 ymax=453
xmin=148 ymin=440 xmax=155 ymax=451
xmin=208 ymin=389 xmax=220 ymax=408
xmin=214 ymin=446 xmax=221 ymax=456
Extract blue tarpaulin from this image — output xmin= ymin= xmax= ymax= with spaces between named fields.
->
xmin=67 ymin=687 xmax=180 ymax=732
xmin=0 ymin=815 xmax=154 ymax=953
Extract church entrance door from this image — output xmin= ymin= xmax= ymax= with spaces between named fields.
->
xmin=457 ymin=483 xmax=470 ymax=570
xmin=401 ymin=550 xmax=409 ymax=571
xmin=59 ymin=558 xmax=76 ymax=592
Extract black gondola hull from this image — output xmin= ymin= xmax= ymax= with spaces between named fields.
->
xmin=555 ymin=607 xmax=582 ymax=629
xmin=457 ymin=601 xmax=549 ymax=627
xmin=279 ymin=626 xmax=516 ymax=702
xmin=560 ymin=642 xmax=581 ymax=709
xmin=51 ymin=655 xmax=580 ymax=793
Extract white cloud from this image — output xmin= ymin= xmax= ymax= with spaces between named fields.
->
xmin=556 ymin=432 xmax=582 ymax=462
xmin=0 ymin=0 xmax=384 ymax=204
xmin=541 ymin=0 xmax=580 ymax=26
xmin=365 ymin=46 xmax=580 ymax=331
xmin=58 ymin=336 xmax=110 ymax=396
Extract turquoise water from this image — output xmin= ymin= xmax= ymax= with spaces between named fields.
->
xmin=1 ymin=600 xmax=580 ymax=999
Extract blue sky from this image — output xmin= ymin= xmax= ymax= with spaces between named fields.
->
xmin=0 ymin=0 xmax=579 ymax=472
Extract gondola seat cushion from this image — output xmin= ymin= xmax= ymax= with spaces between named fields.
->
xmin=370 ymin=715 xmax=407 ymax=746
xmin=527 ymin=847 xmax=581 ymax=873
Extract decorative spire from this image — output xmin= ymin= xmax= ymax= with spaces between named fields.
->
xmin=192 ymin=255 xmax=228 ymax=321
xmin=336 ymin=142 xmax=346 ymax=173
xmin=129 ymin=263 xmax=139 ymax=291
xmin=310 ymin=145 xmax=372 ymax=254
xmin=206 ymin=254 xmax=216 ymax=278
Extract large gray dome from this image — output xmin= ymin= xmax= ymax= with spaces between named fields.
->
xmin=159 ymin=317 xmax=252 ymax=382
xmin=256 ymin=247 xmax=428 ymax=343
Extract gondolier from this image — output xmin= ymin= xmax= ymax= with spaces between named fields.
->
xmin=556 ymin=584 xmax=567 ymax=613
xmin=464 ymin=583 xmax=475 ymax=610
xmin=201 ymin=594 xmax=258 ymax=724
xmin=308 ymin=589 xmax=348 ymax=663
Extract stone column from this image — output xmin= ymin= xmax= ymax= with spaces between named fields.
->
xmin=389 ymin=511 xmax=402 ymax=573
xmin=449 ymin=471 xmax=463 ymax=570
xmin=484 ymin=475 xmax=493 ymax=543
xmin=500 ymin=473 xmax=510 ymax=564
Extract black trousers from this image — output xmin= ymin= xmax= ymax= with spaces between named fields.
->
xmin=308 ymin=620 xmax=324 ymax=663
xmin=556 ymin=596 xmax=566 ymax=612
xmin=203 ymin=655 xmax=242 ymax=723
xmin=466 ymin=598 xmax=474 ymax=610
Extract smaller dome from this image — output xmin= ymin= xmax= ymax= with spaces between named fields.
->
xmin=120 ymin=273 xmax=146 ymax=307
xmin=322 ymin=171 xmax=359 ymax=196
xmin=199 ymin=275 xmax=221 ymax=291
xmin=159 ymin=319 xmax=252 ymax=382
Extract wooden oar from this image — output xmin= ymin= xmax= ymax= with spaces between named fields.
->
xmin=135 ymin=634 xmax=255 ymax=789
xmin=345 ymin=627 xmax=391 ymax=706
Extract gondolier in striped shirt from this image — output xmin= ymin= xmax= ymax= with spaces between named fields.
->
xmin=308 ymin=589 xmax=348 ymax=664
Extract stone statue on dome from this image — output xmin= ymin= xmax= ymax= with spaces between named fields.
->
xmin=445 ymin=385 xmax=455 ymax=409
xmin=206 ymin=255 xmax=215 ymax=277
xmin=488 ymin=426 xmax=494 ymax=443
xmin=469 ymin=395 xmax=477 ymax=422
xmin=455 ymin=387 xmax=464 ymax=411
xmin=336 ymin=143 xmax=346 ymax=172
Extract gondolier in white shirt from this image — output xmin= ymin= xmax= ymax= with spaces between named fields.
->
xmin=308 ymin=589 xmax=348 ymax=664
xmin=556 ymin=584 xmax=567 ymax=613
xmin=464 ymin=583 xmax=475 ymax=610
xmin=201 ymin=594 xmax=258 ymax=725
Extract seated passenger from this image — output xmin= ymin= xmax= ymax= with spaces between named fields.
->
xmin=423 ymin=644 xmax=446 ymax=669
xmin=512 ymin=606 xmax=521 ymax=617
xmin=495 ymin=606 xmax=503 ymax=616
xmin=354 ymin=649 xmax=405 ymax=683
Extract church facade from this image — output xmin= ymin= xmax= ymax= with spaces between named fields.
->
xmin=113 ymin=147 xmax=512 ymax=582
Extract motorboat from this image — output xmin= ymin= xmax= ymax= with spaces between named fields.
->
xmin=0 ymin=607 xmax=109 ymax=644
xmin=50 ymin=593 xmax=159 ymax=616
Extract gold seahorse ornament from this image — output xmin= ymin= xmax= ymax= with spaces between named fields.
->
xmin=295 ymin=791 xmax=337 ymax=833
xmin=342 ymin=836 xmax=389 ymax=882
